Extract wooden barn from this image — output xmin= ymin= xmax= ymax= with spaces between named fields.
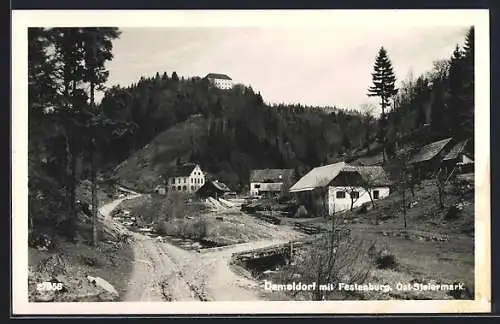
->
xmin=196 ymin=180 xmax=231 ymax=199
xmin=408 ymin=137 xmax=454 ymax=180
xmin=441 ymin=139 xmax=474 ymax=175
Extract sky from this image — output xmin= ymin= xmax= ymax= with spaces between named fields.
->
xmin=101 ymin=25 xmax=469 ymax=112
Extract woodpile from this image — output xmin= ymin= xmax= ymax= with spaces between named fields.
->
xmin=253 ymin=212 xmax=282 ymax=225
xmin=293 ymin=222 xmax=324 ymax=234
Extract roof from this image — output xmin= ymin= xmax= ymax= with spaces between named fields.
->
xmin=443 ymin=139 xmax=470 ymax=161
xmin=166 ymin=163 xmax=198 ymax=177
xmin=250 ymin=169 xmax=294 ymax=183
xmin=342 ymin=165 xmax=392 ymax=187
xmin=205 ymin=73 xmax=232 ymax=80
xmin=289 ymin=162 xmax=391 ymax=192
xmin=211 ymin=180 xmax=231 ymax=192
xmin=351 ymin=152 xmax=384 ymax=166
xmin=289 ymin=162 xmax=346 ymax=192
xmin=408 ymin=138 xmax=453 ymax=164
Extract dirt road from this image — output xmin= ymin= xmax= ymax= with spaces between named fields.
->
xmin=99 ymin=196 xmax=297 ymax=301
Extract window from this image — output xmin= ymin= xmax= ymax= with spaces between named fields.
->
xmin=191 ymin=178 xmax=193 ymax=183
xmin=336 ymin=191 xmax=346 ymax=199
xmin=177 ymin=186 xmax=181 ymax=191
xmin=191 ymin=186 xmax=195 ymax=191
xmin=184 ymin=178 xmax=187 ymax=183
xmin=373 ymin=190 xmax=380 ymax=200
xmin=172 ymin=178 xmax=175 ymax=184
xmin=183 ymin=186 xmax=187 ymax=191
xmin=254 ymin=184 xmax=261 ymax=189
xmin=351 ymin=191 xmax=360 ymax=199
xmin=201 ymin=179 xmax=204 ymax=184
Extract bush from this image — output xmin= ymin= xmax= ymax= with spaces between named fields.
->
xmin=375 ymin=250 xmax=397 ymax=269
xmin=160 ymin=191 xmax=187 ymax=221
xmin=368 ymin=243 xmax=397 ymax=269
xmin=156 ymin=218 xmax=208 ymax=241
xmin=445 ymin=206 xmax=460 ymax=220
xmin=278 ymin=216 xmax=375 ymax=300
xmin=182 ymin=219 xmax=207 ymax=240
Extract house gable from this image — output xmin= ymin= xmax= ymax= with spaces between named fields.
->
xmin=329 ymin=171 xmax=365 ymax=187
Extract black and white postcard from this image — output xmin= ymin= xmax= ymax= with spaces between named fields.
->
xmin=11 ymin=9 xmax=491 ymax=315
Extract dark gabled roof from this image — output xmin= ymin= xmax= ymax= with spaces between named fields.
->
xmin=408 ymin=138 xmax=453 ymax=164
xmin=443 ymin=139 xmax=470 ymax=161
xmin=166 ymin=163 xmax=198 ymax=177
xmin=249 ymin=169 xmax=294 ymax=183
xmin=205 ymin=73 xmax=232 ymax=80
xmin=342 ymin=165 xmax=392 ymax=187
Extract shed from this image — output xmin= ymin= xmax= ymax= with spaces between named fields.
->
xmin=196 ymin=180 xmax=231 ymax=199
xmin=408 ymin=137 xmax=454 ymax=179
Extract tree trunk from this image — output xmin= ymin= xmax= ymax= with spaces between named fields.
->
xmin=367 ymin=190 xmax=375 ymax=209
xmin=91 ymin=139 xmax=98 ymax=246
xmin=438 ymin=187 xmax=444 ymax=210
xmin=90 ymin=77 xmax=99 ymax=246
xmin=402 ymin=175 xmax=407 ymax=229
xmin=64 ymin=123 xmax=76 ymax=239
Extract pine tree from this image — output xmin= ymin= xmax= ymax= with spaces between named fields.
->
xmin=368 ymin=47 xmax=399 ymax=117
xmin=462 ymin=26 xmax=474 ymax=140
xmin=171 ymin=71 xmax=179 ymax=82
xmin=430 ymin=79 xmax=446 ymax=132
xmin=463 ymin=26 xmax=474 ymax=60
xmin=81 ymin=27 xmax=121 ymax=246
xmin=448 ymin=43 xmax=473 ymax=139
xmin=368 ymin=47 xmax=398 ymax=163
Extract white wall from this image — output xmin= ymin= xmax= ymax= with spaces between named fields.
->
xmin=168 ymin=165 xmax=206 ymax=193
xmin=211 ymin=78 xmax=232 ymax=90
xmin=250 ymin=182 xmax=283 ymax=196
xmin=327 ymin=185 xmax=390 ymax=215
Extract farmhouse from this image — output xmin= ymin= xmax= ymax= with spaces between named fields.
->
xmin=249 ymin=168 xmax=295 ymax=197
xmin=196 ymin=179 xmax=231 ymax=199
xmin=408 ymin=137 xmax=454 ymax=179
xmin=205 ymin=73 xmax=233 ymax=90
xmin=289 ymin=162 xmax=391 ymax=216
xmin=165 ymin=163 xmax=206 ymax=194
xmin=441 ymin=139 xmax=474 ymax=175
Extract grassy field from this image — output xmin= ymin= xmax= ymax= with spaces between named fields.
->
xmin=248 ymin=179 xmax=475 ymax=300
xmin=116 ymin=194 xmax=304 ymax=246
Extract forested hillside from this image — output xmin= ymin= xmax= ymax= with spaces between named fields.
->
xmin=385 ymin=27 xmax=474 ymax=151
xmin=102 ymin=75 xmax=376 ymax=191
xmin=107 ymin=27 xmax=474 ymax=192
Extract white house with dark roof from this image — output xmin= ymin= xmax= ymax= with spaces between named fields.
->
xmin=289 ymin=162 xmax=391 ymax=216
xmin=165 ymin=163 xmax=205 ymax=194
xmin=205 ymin=73 xmax=233 ymax=90
xmin=249 ymin=169 xmax=295 ymax=197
